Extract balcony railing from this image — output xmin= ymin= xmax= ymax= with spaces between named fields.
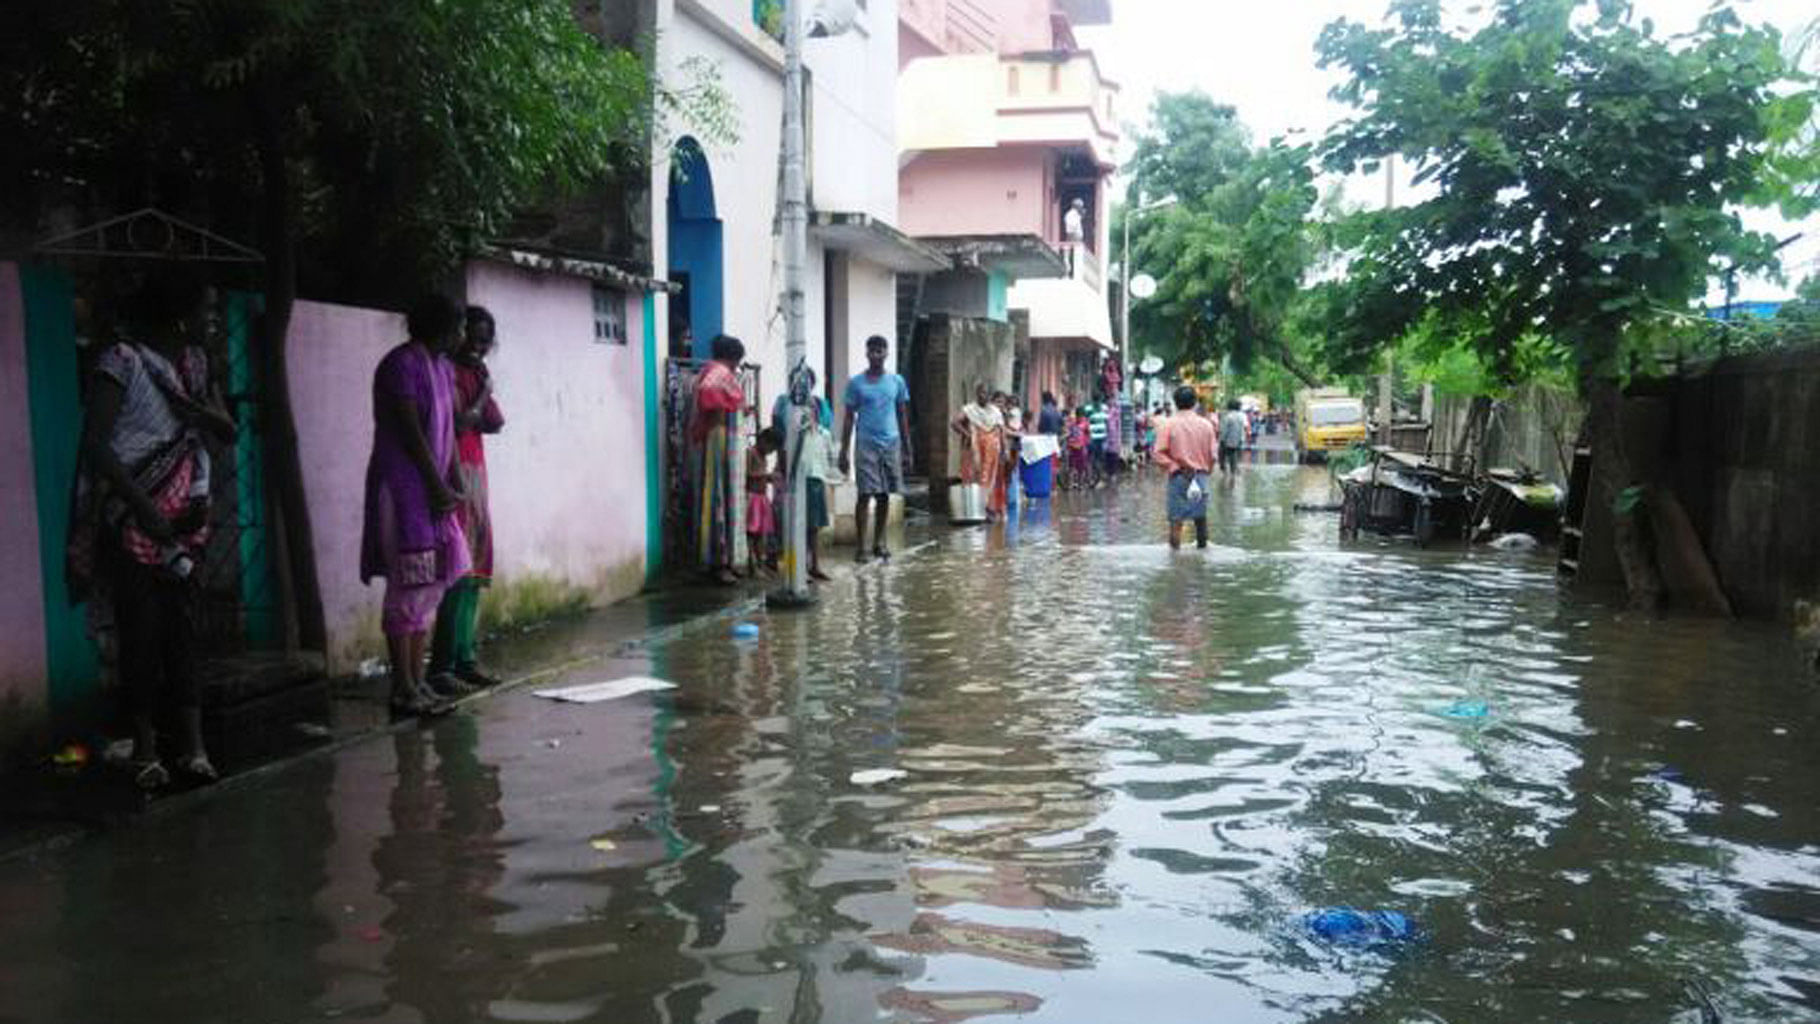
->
xmin=1064 ymin=243 xmax=1102 ymax=292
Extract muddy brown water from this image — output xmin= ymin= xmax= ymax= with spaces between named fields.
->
xmin=2 ymin=462 xmax=1817 ymax=1023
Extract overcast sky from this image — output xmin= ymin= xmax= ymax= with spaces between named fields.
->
xmin=1078 ymin=0 xmax=1820 ymax=300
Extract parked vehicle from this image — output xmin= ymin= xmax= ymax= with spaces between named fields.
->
xmin=1338 ymin=447 xmax=1476 ymax=546
xmin=1295 ymin=388 xmax=1368 ymax=462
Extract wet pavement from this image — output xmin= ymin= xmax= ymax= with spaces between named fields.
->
xmin=2 ymin=457 xmax=1818 ymax=1024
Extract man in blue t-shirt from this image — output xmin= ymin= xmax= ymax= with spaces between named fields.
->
xmin=838 ymin=334 xmax=912 ymax=562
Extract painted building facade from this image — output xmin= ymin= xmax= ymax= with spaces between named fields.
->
xmin=655 ymin=0 xmax=939 ymax=422
xmin=896 ymin=0 xmax=1118 ymax=409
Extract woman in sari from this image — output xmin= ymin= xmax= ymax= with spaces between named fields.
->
xmin=692 ymin=334 xmax=747 ymax=584
xmin=360 ymin=294 xmax=470 ymax=718
xmin=952 ymin=382 xmax=1006 ymax=521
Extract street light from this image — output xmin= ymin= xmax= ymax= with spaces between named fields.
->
xmin=1119 ymin=193 xmax=1177 ymax=382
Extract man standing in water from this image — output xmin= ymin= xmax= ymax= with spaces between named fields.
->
xmin=1219 ymin=398 xmax=1248 ymax=478
xmin=838 ymin=335 xmax=912 ymax=563
xmin=1153 ymin=386 xmax=1216 ymax=549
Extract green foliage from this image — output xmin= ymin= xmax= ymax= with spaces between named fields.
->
xmin=1317 ymin=0 xmax=1796 ymax=391
xmin=1 ymin=0 xmax=731 ymax=299
xmin=1125 ymin=92 xmax=1325 ymax=380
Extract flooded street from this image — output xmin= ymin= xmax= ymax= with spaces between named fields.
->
xmin=4 ymin=460 xmax=1819 ymax=1024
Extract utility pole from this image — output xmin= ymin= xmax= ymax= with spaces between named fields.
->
xmin=1378 ymin=156 xmax=1395 ymax=446
xmin=769 ymin=0 xmax=813 ymax=609
xmin=1120 ymin=193 xmax=1132 ymax=380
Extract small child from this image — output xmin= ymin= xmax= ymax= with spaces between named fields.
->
xmin=1065 ymin=408 xmax=1091 ymax=490
xmin=746 ymin=428 xmax=781 ymax=576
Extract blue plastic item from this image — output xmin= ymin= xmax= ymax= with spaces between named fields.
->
xmin=1304 ymin=908 xmax=1417 ymax=946
xmin=732 ymin=622 xmax=760 ymax=638
xmin=1020 ymin=456 xmax=1054 ymax=498
xmin=1440 ymin=700 xmax=1490 ymax=719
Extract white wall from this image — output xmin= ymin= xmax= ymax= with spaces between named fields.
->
xmin=666 ymin=6 xmax=786 ymax=402
xmin=807 ymin=0 xmax=900 ymax=224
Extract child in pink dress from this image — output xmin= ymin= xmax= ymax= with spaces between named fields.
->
xmin=746 ymin=427 xmax=781 ymax=576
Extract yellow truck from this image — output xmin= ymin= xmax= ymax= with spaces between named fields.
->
xmin=1294 ymin=388 xmax=1368 ymax=462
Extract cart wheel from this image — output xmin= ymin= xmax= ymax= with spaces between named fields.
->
xmin=1414 ymin=501 xmax=1435 ymax=548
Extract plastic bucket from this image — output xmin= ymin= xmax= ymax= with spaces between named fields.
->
xmin=1020 ymin=456 xmax=1055 ymax=498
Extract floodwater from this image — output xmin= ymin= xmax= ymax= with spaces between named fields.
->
xmin=3 ymin=459 xmax=1819 ymax=1024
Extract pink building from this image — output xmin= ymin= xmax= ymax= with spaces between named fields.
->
xmin=897 ymin=0 xmax=1118 ymax=409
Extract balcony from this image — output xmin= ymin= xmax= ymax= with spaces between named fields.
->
xmin=899 ymin=50 xmax=1119 ymax=167
xmin=1006 ymin=242 xmax=1113 ymax=348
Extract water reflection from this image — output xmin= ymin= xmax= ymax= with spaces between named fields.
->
xmin=0 ymin=465 xmax=1816 ymax=1024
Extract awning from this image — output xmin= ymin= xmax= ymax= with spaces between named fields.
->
xmin=920 ymin=234 xmax=1067 ymax=280
xmin=810 ymin=211 xmax=950 ymax=272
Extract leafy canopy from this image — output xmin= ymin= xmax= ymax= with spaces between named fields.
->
xmin=1124 ymin=92 xmax=1326 ymax=381
xmin=2 ymin=0 xmax=729 ymax=298
xmin=1316 ymin=0 xmax=1795 ymax=387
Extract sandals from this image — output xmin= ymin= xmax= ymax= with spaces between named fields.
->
xmin=872 ymin=545 xmax=892 ymax=561
xmin=130 ymin=759 xmax=169 ymax=791
xmin=390 ymin=689 xmax=449 ymax=720
xmin=180 ymin=754 xmax=218 ymax=782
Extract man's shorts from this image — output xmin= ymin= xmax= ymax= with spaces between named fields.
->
xmin=854 ymin=440 xmax=904 ymax=496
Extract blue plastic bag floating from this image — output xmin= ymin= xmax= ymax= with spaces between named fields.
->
xmin=1439 ymin=700 xmax=1490 ymax=719
xmin=1303 ymin=908 xmax=1418 ymax=947
xmin=732 ymin=622 xmax=761 ymax=639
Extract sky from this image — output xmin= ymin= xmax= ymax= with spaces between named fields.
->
xmin=1077 ymin=0 xmax=1820 ymax=301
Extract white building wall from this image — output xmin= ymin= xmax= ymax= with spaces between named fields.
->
xmin=807 ymin=0 xmax=900 ymax=224
xmin=659 ymin=0 xmax=906 ymax=417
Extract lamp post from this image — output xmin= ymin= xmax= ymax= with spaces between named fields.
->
xmin=1119 ymin=193 xmax=1175 ymax=388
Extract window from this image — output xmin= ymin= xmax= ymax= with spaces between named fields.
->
xmin=592 ymin=285 xmax=626 ymax=345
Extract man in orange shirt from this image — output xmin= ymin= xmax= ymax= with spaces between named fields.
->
xmin=1153 ymin=386 xmax=1217 ymax=550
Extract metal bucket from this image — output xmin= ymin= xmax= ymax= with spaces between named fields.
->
xmin=950 ymin=483 xmax=987 ymax=524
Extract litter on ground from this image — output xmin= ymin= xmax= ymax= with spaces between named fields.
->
xmin=532 ymin=677 xmax=678 ymax=704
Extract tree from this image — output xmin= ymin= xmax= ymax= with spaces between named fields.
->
xmin=1317 ymin=0 xmax=1795 ymax=610
xmin=2 ymin=0 xmax=728 ymax=649
xmin=1123 ymin=92 xmax=1327 ymax=384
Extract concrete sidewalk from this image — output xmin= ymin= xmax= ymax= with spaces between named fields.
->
xmin=0 ymin=522 xmax=918 ymax=862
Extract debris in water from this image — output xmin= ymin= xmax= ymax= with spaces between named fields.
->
xmin=1439 ymin=700 xmax=1490 ymax=719
xmin=589 ymin=838 xmax=617 ymax=852
xmin=1488 ymin=532 xmax=1540 ymax=552
xmin=1303 ymin=908 xmax=1418 ymax=946
xmin=733 ymin=622 xmax=761 ymax=638
xmin=532 ymin=677 xmax=677 ymax=704
xmin=850 ymin=768 xmax=908 ymax=786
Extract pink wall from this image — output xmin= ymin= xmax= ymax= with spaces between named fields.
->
xmin=0 ymin=264 xmax=47 ymax=704
xmin=902 ymin=0 xmax=1065 ymax=57
xmin=464 ymin=261 xmax=647 ymax=594
xmin=900 ymin=148 xmax=1051 ymax=239
xmin=287 ymin=298 xmax=404 ymax=671
xmin=287 ymin=263 xmax=651 ymax=672
xmin=289 ymin=265 xmax=652 ymax=673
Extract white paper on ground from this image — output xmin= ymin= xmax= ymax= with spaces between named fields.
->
xmin=849 ymin=768 xmax=908 ymax=785
xmin=532 ymin=676 xmax=677 ymax=704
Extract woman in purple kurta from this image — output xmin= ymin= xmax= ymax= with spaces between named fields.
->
xmin=361 ymin=294 xmax=470 ymax=717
